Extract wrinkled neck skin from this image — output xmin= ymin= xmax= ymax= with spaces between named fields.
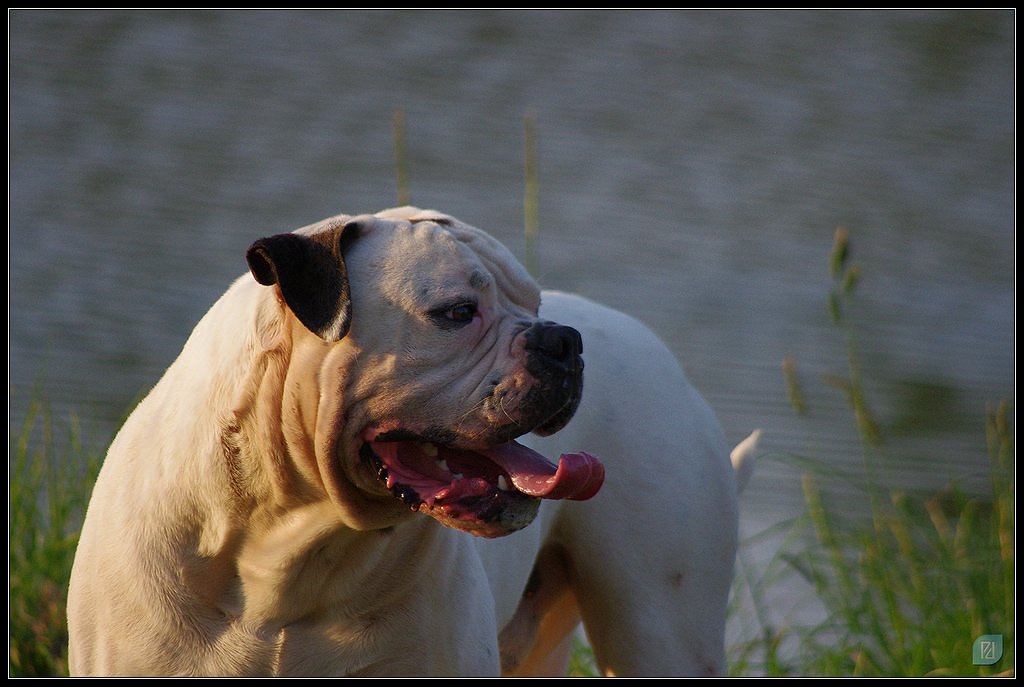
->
xmin=216 ymin=281 xmax=426 ymax=605
xmin=223 ymin=286 xmax=406 ymax=533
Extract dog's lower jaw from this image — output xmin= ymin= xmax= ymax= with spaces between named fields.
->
xmin=417 ymin=491 xmax=541 ymax=539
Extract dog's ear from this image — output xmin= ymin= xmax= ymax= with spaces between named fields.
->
xmin=246 ymin=220 xmax=361 ymax=342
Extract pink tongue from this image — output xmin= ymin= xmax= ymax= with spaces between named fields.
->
xmin=481 ymin=442 xmax=604 ymax=501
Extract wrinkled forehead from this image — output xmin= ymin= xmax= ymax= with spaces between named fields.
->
xmin=304 ymin=208 xmax=542 ymax=314
xmin=393 ymin=215 xmax=542 ymax=313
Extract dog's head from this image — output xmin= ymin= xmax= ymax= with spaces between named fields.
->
xmin=245 ymin=207 xmax=603 ymax=538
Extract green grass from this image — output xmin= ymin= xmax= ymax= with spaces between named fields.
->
xmin=727 ymin=228 xmax=1015 ymax=677
xmin=9 ymin=398 xmax=104 ymax=677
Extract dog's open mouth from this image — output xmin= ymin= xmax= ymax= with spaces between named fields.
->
xmin=360 ymin=431 xmax=604 ymax=538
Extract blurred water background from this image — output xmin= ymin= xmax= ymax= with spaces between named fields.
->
xmin=8 ymin=9 xmax=1015 ymax=652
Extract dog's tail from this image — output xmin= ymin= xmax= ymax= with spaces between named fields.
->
xmin=730 ymin=429 xmax=761 ymax=494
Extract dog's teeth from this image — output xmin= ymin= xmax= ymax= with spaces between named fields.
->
xmin=497 ymin=475 xmax=510 ymax=492
xmin=436 ymin=458 xmax=461 ymax=479
xmin=419 ymin=442 xmax=438 ymax=457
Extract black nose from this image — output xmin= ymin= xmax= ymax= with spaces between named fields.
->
xmin=525 ymin=321 xmax=583 ymax=366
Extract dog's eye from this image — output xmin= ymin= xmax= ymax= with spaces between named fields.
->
xmin=444 ymin=303 xmax=477 ymax=323
xmin=430 ymin=302 xmax=478 ymax=328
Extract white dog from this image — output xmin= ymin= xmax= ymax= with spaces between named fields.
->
xmin=67 ymin=207 xmax=754 ymax=676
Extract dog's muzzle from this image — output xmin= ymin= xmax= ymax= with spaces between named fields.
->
xmin=361 ymin=320 xmax=600 ymax=539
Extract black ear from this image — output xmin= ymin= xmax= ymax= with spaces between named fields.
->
xmin=246 ymin=222 xmax=360 ymax=342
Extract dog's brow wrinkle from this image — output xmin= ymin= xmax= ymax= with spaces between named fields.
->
xmin=469 ymin=269 xmax=491 ymax=291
